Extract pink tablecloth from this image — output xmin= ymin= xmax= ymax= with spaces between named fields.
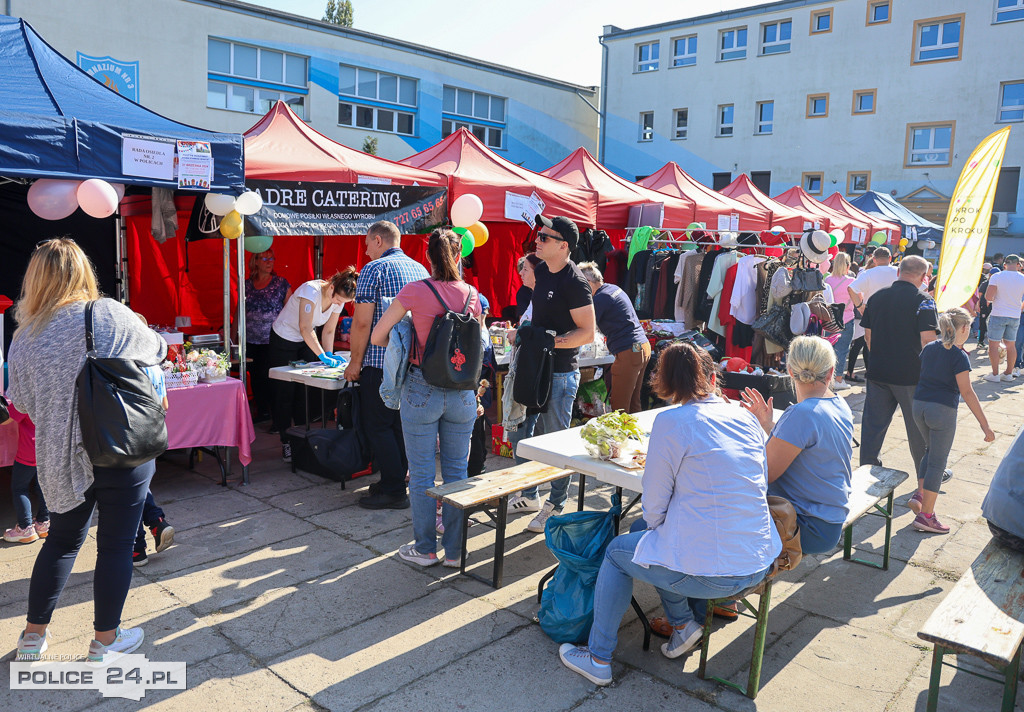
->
xmin=166 ymin=377 xmax=255 ymax=466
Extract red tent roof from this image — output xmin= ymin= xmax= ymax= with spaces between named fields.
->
xmin=776 ymin=187 xmax=873 ymax=241
xmin=822 ymin=192 xmax=901 ymax=243
xmin=637 ymin=162 xmax=769 ymax=230
xmin=542 ymin=148 xmax=695 ymax=229
xmin=719 ymin=174 xmax=818 ymax=234
xmin=402 ymin=128 xmax=598 ymax=227
xmin=244 ymin=101 xmax=448 ymax=186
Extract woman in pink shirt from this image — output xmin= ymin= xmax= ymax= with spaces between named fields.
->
xmin=371 ymin=229 xmax=481 ymax=568
xmin=824 ymin=252 xmax=855 ymax=391
xmin=3 ymin=405 xmax=49 ymax=543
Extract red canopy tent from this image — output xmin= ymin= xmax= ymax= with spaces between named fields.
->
xmin=822 ymin=192 xmax=901 ymax=244
xmin=774 ymin=186 xmax=872 ymax=243
xmin=637 ymin=162 xmax=770 ymax=231
xmin=719 ymin=174 xmax=819 ymax=235
xmin=403 ymin=128 xmax=599 ymax=312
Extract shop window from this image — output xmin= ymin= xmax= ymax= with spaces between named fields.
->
xmin=913 ymin=15 xmax=963 ymax=63
xmin=905 ymin=122 xmax=955 ymax=167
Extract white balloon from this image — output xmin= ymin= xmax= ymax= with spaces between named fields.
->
xmin=76 ymin=179 xmax=119 ymax=218
xmin=234 ymin=191 xmax=264 ymax=216
xmin=450 ymin=193 xmax=484 ymax=228
xmin=27 ymin=179 xmax=80 ymax=220
xmin=204 ymin=193 xmax=236 ymax=216
xmin=110 ymin=183 xmax=126 ymax=201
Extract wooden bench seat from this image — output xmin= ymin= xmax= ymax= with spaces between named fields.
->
xmin=427 ymin=462 xmax=572 ymax=589
xmin=918 ymin=540 xmax=1024 ymax=712
xmin=842 ymin=464 xmax=909 ymax=570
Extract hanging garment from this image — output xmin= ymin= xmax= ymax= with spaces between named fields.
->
xmin=694 ymin=249 xmax=725 ymax=324
xmin=674 ymin=251 xmax=703 ymax=327
xmin=706 ymin=251 xmax=740 ymax=338
xmin=730 ymin=254 xmax=767 ymax=325
xmin=654 ymin=252 xmax=680 ymax=319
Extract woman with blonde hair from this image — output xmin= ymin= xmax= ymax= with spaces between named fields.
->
xmin=8 ymin=238 xmax=166 ymax=664
xmin=245 ymin=248 xmax=292 ymax=424
xmin=908 ymin=308 xmax=995 ymax=533
xmin=742 ymin=335 xmax=854 ymax=554
xmin=825 ymin=251 xmax=855 ymax=391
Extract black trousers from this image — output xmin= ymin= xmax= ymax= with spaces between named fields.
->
xmin=247 ymin=342 xmax=272 ymax=419
xmin=360 ymin=366 xmax=408 ymax=496
xmin=847 ymin=337 xmax=870 ymax=374
xmin=269 ymin=330 xmax=317 ymax=442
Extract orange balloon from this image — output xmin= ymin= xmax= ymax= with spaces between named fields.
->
xmin=468 ymin=221 xmax=489 ymax=247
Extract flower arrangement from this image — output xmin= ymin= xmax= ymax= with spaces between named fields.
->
xmin=161 ymin=341 xmax=230 ymax=387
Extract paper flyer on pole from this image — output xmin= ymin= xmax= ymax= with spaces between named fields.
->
xmin=177 ymin=141 xmax=213 ymax=190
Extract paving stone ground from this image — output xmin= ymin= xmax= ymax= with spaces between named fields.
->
xmin=1 ymin=348 xmax=1022 ymax=710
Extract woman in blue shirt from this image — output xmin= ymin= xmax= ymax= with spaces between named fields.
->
xmin=741 ymin=335 xmax=855 ymax=555
xmin=558 ymin=342 xmax=781 ymax=686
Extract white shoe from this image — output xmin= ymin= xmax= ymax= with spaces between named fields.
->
xmin=527 ymin=502 xmax=558 ymax=533
xmin=661 ymin=620 xmax=704 ymax=659
xmin=1014 ymin=368 xmax=1022 ymax=377
xmin=984 ymin=373 xmax=1002 ymax=383
xmin=507 ymin=494 xmax=542 ymax=514
xmin=831 ymin=380 xmax=851 ymax=391
xmin=1002 ymin=373 xmax=1016 ymax=382
xmin=87 ymin=626 xmax=144 ymax=666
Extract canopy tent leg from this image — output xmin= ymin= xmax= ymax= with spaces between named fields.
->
xmin=315 ymin=235 xmax=323 ymax=279
xmin=223 ymin=237 xmax=230 ymax=356
xmin=236 ymin=234 xmax=246 ymax=390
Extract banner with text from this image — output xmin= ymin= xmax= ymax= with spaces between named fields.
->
xmin=243 ymin=181 xmax=447 ymax=236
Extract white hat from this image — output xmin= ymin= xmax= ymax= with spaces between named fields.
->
xmin=800 ymin=229 xmax=831 ymax=263
xmin=790 ymin=302 xmax=811 ymax=336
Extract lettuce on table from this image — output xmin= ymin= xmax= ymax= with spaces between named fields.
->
xmin=580 ymin=411 xmax=647 ymax=460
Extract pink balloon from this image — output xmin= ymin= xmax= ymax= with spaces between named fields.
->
xmin=77 ymin=179 xmax=119 ymax=218
xmin=27 ymin=179 xmax=80 ymax=220
xmin=110 ymin=183 xmax=126 ymax=202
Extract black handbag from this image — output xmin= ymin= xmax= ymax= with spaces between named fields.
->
xmin=828 ymin=303 xmax=846 ymax=330
xmin=0 ymin=395 xmax=9 ymax=425
xmin=790 ymin=267 xmax=825 ymax=292
xmin=752 ymin=304 xmax=793 ymax=349
xmin=419 ymin=280 xmax=483 ymax=391
xmin=512 ymin=323 xmax=555 ymax=409
xmin=306 ymin=386 xmax=370 ymax=480
xmin=76 ymin=301 xmax=168 ymax=469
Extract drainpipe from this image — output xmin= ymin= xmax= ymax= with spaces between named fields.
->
xmin=598 ymin=34 xmax=609 ymax=164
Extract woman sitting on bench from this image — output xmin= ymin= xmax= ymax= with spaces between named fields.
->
xmin=741 ymin=335 xmax=854 ymax=555
xmin=557 ymin=342 xmax=782 ymax=686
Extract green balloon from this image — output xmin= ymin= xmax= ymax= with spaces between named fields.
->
xmin=871 ymin=230 xmax=887 ymax=244
xmin=461 ymin=234 xmax=474 ymax=257
xmin=244 ymin=235 xmax=274 ymax=253
xmin=453 ymin=226 xmax=470 ymax=237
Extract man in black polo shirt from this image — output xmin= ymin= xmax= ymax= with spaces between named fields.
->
xmin=859 ymin=255 xmax=938 ymax=474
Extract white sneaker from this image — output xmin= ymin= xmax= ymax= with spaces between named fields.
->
xmin=832 ymin=380 xmax=851 ymax=391
xmin=508 ymin=494 xmax=542 ymax=514
xmin=661 ymin=620 xmax=704 ymax=659
xmin=527 ymin=502 xmax=558 ymax=533
xmin=1014 ymin=368 xmax=1022 ymax=377
xmin=984 ymin=373 xmax=1002 ymax=383
xmin=1003 ymin=373 xmax=1016 ymax=382
xmin=87 ymin=626 xmax=144 ymax=666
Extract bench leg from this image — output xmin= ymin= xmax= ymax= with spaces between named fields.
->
xmin=927 ymin=645 xmax=944 ymax=712
xmin=460 ymin=510 xmax=471 ymax=577
xmin=843 ymin=494 xmax=896 ymax=570
xmin=492 ymin=496 xmax=508 ymax=589
xmin=843 ymin=523 xmax=853 ymax=562
xmin=745 ymin=581 xmax=772 ymax=700
xmin=882 ymin=491 xmax=894 ymax=571
xmin=577 ymin=474 xmax=587 ymax=512
xmin=1001 ymin=644 xmax=1022 ymax=712
xmin=698 ymin=595 xmax=715 ymax=681
xmin=628 ymin=596 xmax=651 ymax=651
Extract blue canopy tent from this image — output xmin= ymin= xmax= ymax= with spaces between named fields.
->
xmin=849 ymin=190 xmax=943 ymax=243
xmin=0 ymin=15 xmax=244 ymax=190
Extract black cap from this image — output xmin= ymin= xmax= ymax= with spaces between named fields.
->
xmin=536 ymin=214 xmax=579 ymax=251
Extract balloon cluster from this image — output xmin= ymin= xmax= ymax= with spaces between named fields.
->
xmin=205 ymin=191 xmax=264 ymax=239
xmin=450 ymin=194 xmax=487 ymax=257
xmin=27 ymin=178 xmax=126 ymax=220
xmin=828 ymin=229 xmax=844 ymax=247
xmin=898 ymin=237 xmax=910 ymax=252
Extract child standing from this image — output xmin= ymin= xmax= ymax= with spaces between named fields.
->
xmin=909 ymin=307 xmax=995 ymax=533
xmin=3 ymin=404 xmax=49 ymax=543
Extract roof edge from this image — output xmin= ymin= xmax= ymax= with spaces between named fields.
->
xmin=601 ymin=0 xmax=836 ymax=41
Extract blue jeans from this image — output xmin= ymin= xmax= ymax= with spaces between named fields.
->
xmin=11 ymin=461 xmax=48 ymax=529
xmin=798 ymin=513 xmax=843 ymax=554
xmin=1015 ymin=312 xmax=1024 ymax=369
xmin=27 ymin=460 xmax=155 ymax=631
xmin=400 ymin=367 xmax=477 ymax=559
xmin=832 ymin=321 xmax=854 ymax=379
xmin=510 ymin=370 xmax=580 ymax=508
xmin=587 ymin=530 xmax=770 ymax=661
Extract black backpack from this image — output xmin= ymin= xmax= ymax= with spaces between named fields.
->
xmin=419 ymin=280 xmax=483 ymax=391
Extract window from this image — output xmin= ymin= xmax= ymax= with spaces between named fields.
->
xmin=717 ymin=104 xmax=734 ymax=136
xmin=999 ymin=81 xmax=1024 ymax=122
xmin=913 ymin=15 xmax=964 ymax=63
xmin=751 ymin=171 xmax=772 ymax=194
xmin=719 ymin=27 xmax=748 ymax=60
xmin=756 ymin=101 xmax=774 ymax=134
xmin=853 ymin=89 xmax=877 ymax=114
xmin=802 ymin=172 xmax=824 ymax=195
xmin=671 ymin=35 xmax=697 ymax=67
xmin=867 ymin=1 xmax=891 ymax=25
xmin=760 ymin=20 xmax=792 ymax=54
xmin=673 ymin=108 xmax=688 ymax=139
xmin=338 ymin=65 xmax=418 ymax=136
xmin=442 ymin=86 xmax=506 ymax=148
xmin=905 ymin=122 xmax=955 ymax=167
xmin=994 ymin=167 xmax=1021 ymax=211
xmin=639 ymin=112 xmax=654 ymax=141
xmin=806 ymin=93 xmax=829 ymax=117
xmin=996 ymin=0 xmax=1024 ymax=23
xmin=712 ymin=172 xmax=732 ymax=190
xmin=207 ymin=38 xmax=308 ymax=118
xmin=636 ymin=41 xmax=659 ymax=72
xmin=847 ymin=171 xmax=871 ymax=194
xmin=811 ymin=8 xmax=833 ymax=34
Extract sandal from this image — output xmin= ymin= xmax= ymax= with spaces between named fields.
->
xmin=713 ymin=603 xmax=739 ymax=620
xmin=649 ymin=617 xmax=673 ymax=639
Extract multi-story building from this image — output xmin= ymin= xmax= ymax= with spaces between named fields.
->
xmin=6 ymin=0 xmax=599 ymax=171
xmin=600 ymin=0 xmax=1024 ymax=250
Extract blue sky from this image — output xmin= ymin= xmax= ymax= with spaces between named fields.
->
xmin=250 ymin=0 xmax=766 ymax=85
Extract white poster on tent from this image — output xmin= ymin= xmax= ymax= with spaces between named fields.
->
xmin=717 ymin=215 xmax=730 ymax=232
xmin=177 ymin=140 xmax=213 ymax=190
xmin=505 ymin=192 xmax=537 ymax=225
xmin=358 ymin=175 xmax=391 ymax=185
xmin=122 ymin=134 xmax=175 ymax=180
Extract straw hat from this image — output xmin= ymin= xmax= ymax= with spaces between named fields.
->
xmin=800 ymin=229 xmax=831 ymax=263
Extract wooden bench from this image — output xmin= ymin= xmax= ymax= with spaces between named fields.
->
xmin=842 ymin=464 xmax=909 ymax=570
xmin=698 ymin=577 xmax=774 ymax=699
xmin=427 ymin=462 xmax=572 ymax=589
xmin=918 ymin=541 xmax=1024 ymax=712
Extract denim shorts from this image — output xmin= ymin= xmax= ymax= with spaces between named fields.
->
xmin=988 ymin=315 xmax=1021 ymax=342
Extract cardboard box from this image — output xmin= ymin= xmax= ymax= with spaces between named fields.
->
xmin=491 ymin=423 xmax=513 ymax=458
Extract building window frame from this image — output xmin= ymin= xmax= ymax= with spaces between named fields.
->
xmin=639 ymin=111 xmax=655 ymax=142
xmin=760 ymin=20 xmax=792 ymax=55
xmin=852 ymin=89 xmax=877 ymax=114
xmin=912 ymin=14 xmax=964 ymax=64
xmin=998 ymin=81 xmax=1024 ymax=122
xmin=802 ymin=172 xmax=824 ymax=195
xmin=672 ymin=108 xmax=689 ymax=139
xmin=717 ymin=104 xmax=735 ymax=137
xmin=670 ymin=35 xmax=698 ymax=67
xmin=995 ymin=0 xmax=1024 ymax=24
xmin=635 ymin=41 xmax=660 ymax=72
xmin=755 ymin=100 xmax=774 ymax=134
xmin=338 ymin=64 xmax=419 ymax=137
xmin=442 ymin=86 xmax=507 ymax=148
xmin=810 ymin=8 xmax=834 ymax=34
xmin=207 ymin=38 xmax=309 ymax=119
xmin=867 ymin=0 xmax=892 ymax=25
xmin=847 ymin=171 xmax=871 ymax=195
xmin=904 ymin=121 xmax=956 ymax=168
xmin=719 ymin=27 xmax=748 ymax=61
xmin=806 ymin=93 xmax=830 ymax=118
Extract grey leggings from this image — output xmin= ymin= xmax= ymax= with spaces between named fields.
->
xmin=912 ymin=399 xmax=958 ymax=493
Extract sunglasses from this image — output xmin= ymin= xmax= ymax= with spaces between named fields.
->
xmin=536 ymin=232 xmax=565 ymax=244
xmin=257 ymin=256 xmax=275 ymax=262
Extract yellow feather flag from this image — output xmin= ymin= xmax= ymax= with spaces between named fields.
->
xmin=935 ymin=126 xmax=1011 ymax=311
